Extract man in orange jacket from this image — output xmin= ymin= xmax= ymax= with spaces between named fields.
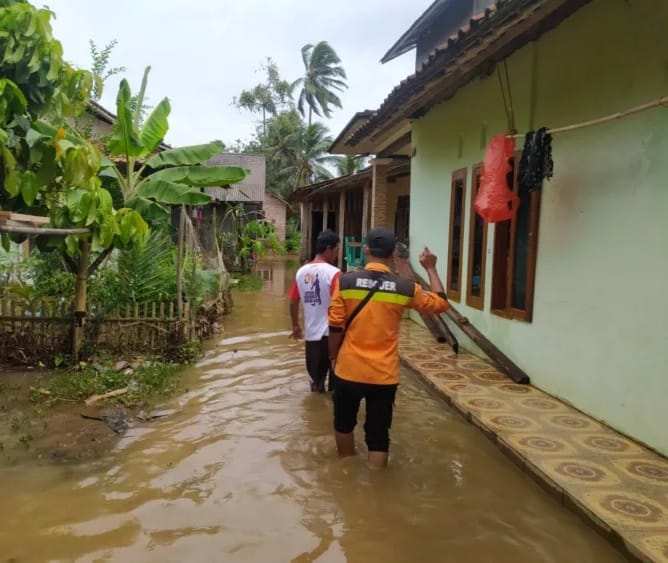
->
xmin=328 ymin=227 xmax=449 ymax=468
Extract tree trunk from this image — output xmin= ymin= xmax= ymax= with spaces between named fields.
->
xmin=308 ymin=106 xmax=312 ymax=127
xmin=72 ymin=239 xmax=90 ymax=364
xmin=176 ymin=205 xmax=186 ymax=318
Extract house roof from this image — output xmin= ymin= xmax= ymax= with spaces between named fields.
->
xmin=329 ymin=110 xmax=375 ymax=154
xmin=291 ymin=160 xmax=410 ymax=203
xmin=339 ymin=0 xmax=592 ymax=153
xmin=204 ymin=153 xmax=266 ymax=203
xmin=380 ymin=0 xmax=453 ymax=63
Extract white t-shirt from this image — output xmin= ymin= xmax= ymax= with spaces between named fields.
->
xmin=290 ymin=260 xmax=341 ymax=341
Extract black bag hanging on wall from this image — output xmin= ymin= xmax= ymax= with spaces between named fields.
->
xmin=518 ymin=127 xmax=554 ymax=192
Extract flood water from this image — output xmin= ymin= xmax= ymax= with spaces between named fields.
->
xmin=0 ymin=259 xmax=625 ymax=562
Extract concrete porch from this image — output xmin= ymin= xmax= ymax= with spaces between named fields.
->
xmin=399 ymin=320 xmax=668 ymax=563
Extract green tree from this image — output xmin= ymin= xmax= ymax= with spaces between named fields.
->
xmin=332 ymin=154 xmax=367 ymax=176
xmin=292 ymin=41 xmax=347 ymax=125
xmin=233 ymin=58 xmax=292 ymax=136
xmin=0 ymin=0 xmax=149 ymax=361
xmin=102 ymin=67 xmax=250 ymax=226
xmin=273 ymin=121 xmax=334 ymax=194
xmin=89 ymin=39 xmax=126 ymax=102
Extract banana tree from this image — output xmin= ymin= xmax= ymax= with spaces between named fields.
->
xmin=103 ymin=68 xmax=250 ymax=225
xmin=0 ymin=0 xmax=150 ymax=363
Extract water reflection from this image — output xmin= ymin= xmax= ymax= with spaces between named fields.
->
xmin=0 ymin=261 xmax=625 ymax=562
xmin=255 ymin=256 xmax=300 ymax=297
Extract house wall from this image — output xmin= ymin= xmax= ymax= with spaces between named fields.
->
xmin=410 ymin=0 xmax=668 ymax=454
xmin=264 ymin=193 xmax=287 ymax=241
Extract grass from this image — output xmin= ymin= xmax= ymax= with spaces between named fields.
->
xmin=31 ymin=361 xmax=184 ymax=406
xmin=232 ymin=272 xmax=264 ymax=292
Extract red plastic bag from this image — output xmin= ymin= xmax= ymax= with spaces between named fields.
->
xmin=474 ymin=133 xmax=519 ymax=223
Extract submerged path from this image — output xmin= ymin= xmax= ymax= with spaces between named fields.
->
xmin=0 ymin=260 xmax=627 ymax=561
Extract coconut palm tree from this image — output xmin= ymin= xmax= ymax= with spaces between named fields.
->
xmin=332 ymin=154 xmax=367 ymax=176
xmin=292 ymin=41 xmax=347 ymax=125
xmin=267 ymin=120 xmax=334 ymax=197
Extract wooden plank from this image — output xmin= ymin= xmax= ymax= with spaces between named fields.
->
xmin=396 ymin=244 xmax=459 ymax=352
xmin=409 ymin=266 xmax=528 ymax=384
xmin=0 ymin=211 xmax=49 ymax=225
xmin=169 ymin=302 xmax=174 ymax=319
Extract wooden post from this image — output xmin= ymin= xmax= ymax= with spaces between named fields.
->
xmin=72 ymin=239 xmax=90 ymax=364
xmin=176 ymin=205 xmax=186 ymax=318
xmin=361 ymin=182 xmax=370 ymax=237
xmin=322 ymin=197 xmax=329 ymax=233
xmin=337 ymin=190 xmax=346 ymax=269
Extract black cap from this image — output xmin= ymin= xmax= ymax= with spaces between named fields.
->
xmin=366 ymin=227 xmax=396 ymax=258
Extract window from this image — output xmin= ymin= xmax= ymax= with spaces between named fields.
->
xmin=491 ymin=154 xmax=541 ymax=321
xmin=466 ymin=164 xmax=487 ymax=310
xmin=447 ymin=169 xmax=467 ymax=302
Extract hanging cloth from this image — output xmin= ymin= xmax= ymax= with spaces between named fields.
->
xmin=475 ymin=133 xmax=519 ymax=223
xmin=518 ymin=127 xmax=554 ymax=192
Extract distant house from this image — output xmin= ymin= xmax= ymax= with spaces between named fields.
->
xmin=330 ymin=0 xmax=668 ymax=456
xmin=263 ymin=191 xmax=290 ymax=242
xmin=199 ymin=153 xmax=290 ymax=253
xmin=292 ymin=160 xmax=410 ymax=267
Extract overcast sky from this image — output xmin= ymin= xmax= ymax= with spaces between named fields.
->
xmin=47 ymin=0 xmax=429 ymax=148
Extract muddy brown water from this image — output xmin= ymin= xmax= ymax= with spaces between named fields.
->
xmin=0 ymin=259 xmax=624 ymax=562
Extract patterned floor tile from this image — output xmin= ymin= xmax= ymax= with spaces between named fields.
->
xmin=581 ymin=490 xmax=668 ymax=528
xmin=398 ymin=319 xmax=668 ymax=562
xmin=502 ymin=432 xmax=580 ymax=457
xmin=570 ymin=434 xmax=648 ymax=457
xmin=612 ymin=458 xmax=668 ymax=487
xmin=640 ymin=535 xmax=668 ymax=562
xmin=535 ymin=457 xmax=622 ymax=487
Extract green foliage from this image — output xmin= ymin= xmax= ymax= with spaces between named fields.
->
xmin=0 ymin=0 xmax=90 ymax=129
xmin=230 ymin=52 xmax=343 ymax=199
xmin=219 ymin=205 xmax=285 ymax=271
xmin=292 ymin=41 xmax=348 ymax=125
xmin=32 ymin=361 xmax=184 ymax=404
xmin=284 ymin=234 xmax=300 ymax=253
xmin=232 ymin=273 xmax=264 ymax=292
xmin=93 ymin=231 xmax=177 ymax=312
xmin=332 ymin=154 xmax=367 ymax=176
xmin=234 ymin=57 xmax=293 ymax=135
xmin=284 ymin=216 xmax=301 ymax=252
xmin=103 ymin=68 xmax=250 ymax=226
xmin=0 ymin=0 xmax=147 ymax=265
xmin=2 ymin=233 xmax=223 ymax=315
xmin=89 ymin=39 xmax=126 ymax=101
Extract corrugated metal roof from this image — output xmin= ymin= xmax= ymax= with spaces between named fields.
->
xmin=204 ymin=153 xmax=266 ymax=202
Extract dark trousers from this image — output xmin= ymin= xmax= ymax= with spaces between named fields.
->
xmin=305 ymin=336 xmax=333 ymax=392
xmin=332 ymin=374 xmax=398 ymax=452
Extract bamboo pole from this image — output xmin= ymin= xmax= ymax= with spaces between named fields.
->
xmin=0 ymin=225 xmax=89 ymax=235
xmin=72 ymin=239 xmax=90 ymax=364
xmin=509 ymin=96 xmax=668 ymax=139
xmin=176 ymin=205 xmax=186 ymax=318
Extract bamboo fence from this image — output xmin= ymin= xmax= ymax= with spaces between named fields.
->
xmin=0 ymin=297 xmax=196 ymax=365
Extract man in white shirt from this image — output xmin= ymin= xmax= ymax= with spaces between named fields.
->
xmin=289 ymin=230 xmax=341 ymax=392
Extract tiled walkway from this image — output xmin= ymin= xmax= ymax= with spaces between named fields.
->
xmin=399 ymin=320 xmax=668 ymax=563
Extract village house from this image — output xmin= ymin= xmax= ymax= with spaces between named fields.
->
xmin=326 ymin=0 xmax=668 ymax=456
xmin=292 ymin=158 xmax=410 ymax=267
